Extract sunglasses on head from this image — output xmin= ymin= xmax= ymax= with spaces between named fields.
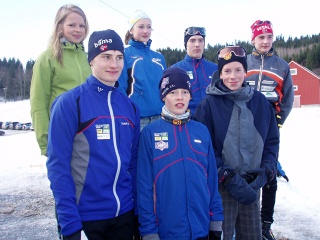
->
xmin=253 ymin=20 xmax=272 ymax=27
xmin=217 ymin=46 xmax=247 ymax=60
xmin=184 ymin=27 xmax=206 ymax=37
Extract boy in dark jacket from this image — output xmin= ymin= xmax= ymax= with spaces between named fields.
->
xmin=245 ymin=20 xmax=294 ymax=240
xmin=193 ymin=46 xmax=279 ymax=240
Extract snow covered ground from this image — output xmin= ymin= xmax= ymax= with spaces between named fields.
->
xmin=0 ymin=100 xmax=320 ymax=240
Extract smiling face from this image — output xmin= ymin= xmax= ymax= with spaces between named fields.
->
xmin=186 ymin=35 xmax=205 ymax=59
xmin=220 ymin=61 xmax=246 ymax=90
xmin=60 ymin=12 xmax=86 ymax=44
xmin=130 ymin=18 xmax=152 ymax=43
xmin=90 ymin=50 xmax=124 ymax=86
xmin=163 ymin=88 xmax=191 ymax=115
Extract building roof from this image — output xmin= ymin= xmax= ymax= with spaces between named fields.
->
xmin=289 ymin=60 xmax=320 ymax=79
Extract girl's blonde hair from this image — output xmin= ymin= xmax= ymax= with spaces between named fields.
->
xmin=49 ymin=4 xmax=89 ymax=66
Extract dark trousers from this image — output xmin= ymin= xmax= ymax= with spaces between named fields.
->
xmin=261 ymin=126 xmax=280 ymax=224
xmin=82 ymin=210 xmax=134 ymax=240
xmin=261 ymin=176 xmax=277 ymax=223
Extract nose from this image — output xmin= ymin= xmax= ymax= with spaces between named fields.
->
xmin=109 ymin=57 xmax=118 ymax=68
xmin=75 ymin=25 xmax=81 ymax=32
xmin=176 ymin=91 xmax=183 ymax=99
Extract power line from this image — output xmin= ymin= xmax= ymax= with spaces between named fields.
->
xmin=98 ymin=0 xmax=128 ymax=18
xmin=97 ymin=0 xmax=180 ymax=48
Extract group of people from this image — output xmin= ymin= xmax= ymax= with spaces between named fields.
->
xmin=30 ymin=4 xmax=293 ymax=240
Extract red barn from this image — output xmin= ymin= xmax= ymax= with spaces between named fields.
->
xmin=289 ymin=61 xmax=320 ymax=106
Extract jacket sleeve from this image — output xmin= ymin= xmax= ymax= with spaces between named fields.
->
xmin=46 ymin=95 xmax=82 ymax=236
xmin=278 ymin=64 xmax=294 ymax=125
xmin=261 ymin=101 xmax=280 ymax=167
xmin=30 ymin=52 xmax=52 ymax=155
xmin=129 ymin=102 xmax=141 ymax=215
xmin=206 ymin=133 xmax=224 ymax=223
xmin=137 ymin=127 xmax=159 ymax=237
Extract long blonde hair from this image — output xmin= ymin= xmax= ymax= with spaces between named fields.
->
xmin=49 ymin=4 xmax=89 ymax=66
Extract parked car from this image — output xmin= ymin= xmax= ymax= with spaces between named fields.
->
xmin=15 ymin=122 xmax=24 ymax=130
xmin=0 ymin=130 xmax=5 ymax=136
xmin=2 ymin=121 xmax=12 ymax=129
xmin=0 ymin=121 xmax=3 ymax=129
xmin=22 ymin=122 xmax=32 ymax=130
xmin=9 ymin=122 xmax=20 ymax=130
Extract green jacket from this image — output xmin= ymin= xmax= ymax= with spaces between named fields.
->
xmin=30 ymin=42 xmax=91 ymax=155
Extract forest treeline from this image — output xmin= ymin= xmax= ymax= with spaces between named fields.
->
xmin=1 ymin=33 xmax=320 ymax=101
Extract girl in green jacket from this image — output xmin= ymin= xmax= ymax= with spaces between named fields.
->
xmin=30 ymin=4 xmax=91 ymax=156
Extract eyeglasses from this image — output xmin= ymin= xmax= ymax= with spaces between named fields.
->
xmin=184 ymin=27 xmax=206 ymax=37
xmin=217 ymin=46 xmax=247 ymax=60
xmin=252 ymin=20 xmax=272 ymax=28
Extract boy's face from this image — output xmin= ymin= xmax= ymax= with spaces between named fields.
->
xmin=90 ymin=50 xmax=124 ymax=86
xmin=252 ymin=33 xmax=273 ymax=54
xmin=163 ymin=88 xmax=191 ymax=115
xmin=220 ymin=61 xmax=246 ymax=91
xmin=186 ymin=35 xmax=205 ymax=59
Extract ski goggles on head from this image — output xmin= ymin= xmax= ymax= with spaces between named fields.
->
xmin=217 ymin=46 xmax=247 ymax=60
xmin=184 ymin=27 xmax=206 ymax=37
xmin=252 ymin=20 xmax=272 ymax=28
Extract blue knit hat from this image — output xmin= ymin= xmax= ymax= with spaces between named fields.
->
xmin=159 ymin=67 xmax=192 ymax=100
xmin=88 ymin=29 xmax=124 ymax=63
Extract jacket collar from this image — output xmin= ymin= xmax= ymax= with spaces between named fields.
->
xmin=128 ymin=38 xmax=152 ymax=49
xmin=252 ymin=47 xmax=274 ymax=57
xmin=184 ymin=54 xmax=204 ymax=62
xmin=87 ymin=75 xmax=119 ymax=93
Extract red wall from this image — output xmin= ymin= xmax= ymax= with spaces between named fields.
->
xmin=290 ymin=62 xmax=320 ymax=105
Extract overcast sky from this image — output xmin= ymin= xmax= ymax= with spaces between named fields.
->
xmin=1 ymin=0 xmax=319 ymax=66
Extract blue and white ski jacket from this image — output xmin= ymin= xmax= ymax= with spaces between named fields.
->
xmin=137 ymin=119 xmax=223 ymax=240
xmin=171 ymin=55 xmax=217 ymax=114
xmin=118 ymin=39 xmax=167 ymax=118
xmin=47 ymin=75 xmax=140 ymax=236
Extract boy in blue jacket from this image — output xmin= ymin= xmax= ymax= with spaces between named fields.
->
xmin=137 ymin=67 xmax=223 ymax=240
xmin=171 ymin=26 xmax=218 ymax=114
xmin=46 ymin=29 xmax=140 ymax=240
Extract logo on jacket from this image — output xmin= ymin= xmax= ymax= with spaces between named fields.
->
xmin=152 ymin=58 xmax=162 ymax=63
xmin=187 ymin=71 xmax=194 ymax=80
xmin=96 ymin=124 xmax=110 ymax=140
xmin=154 ymin=132 xmax=169 ymax=151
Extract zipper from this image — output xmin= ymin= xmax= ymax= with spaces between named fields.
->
xmin=107 ymin=90 xmax=121 ymax=216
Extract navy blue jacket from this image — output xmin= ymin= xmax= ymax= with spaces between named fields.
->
xmin=193 ymin=81 xmax=279 ymax=174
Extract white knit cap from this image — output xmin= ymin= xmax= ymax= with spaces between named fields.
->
xmin=128 ymin=9 xmax=150 ymax=30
